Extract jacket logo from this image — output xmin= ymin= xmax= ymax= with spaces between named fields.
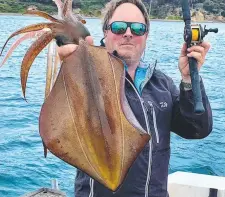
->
xmin=160 ymin=102 xmax=167 ymax=108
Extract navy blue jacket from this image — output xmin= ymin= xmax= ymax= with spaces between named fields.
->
xmin=74 ymin=65 xmax=213 ymax=197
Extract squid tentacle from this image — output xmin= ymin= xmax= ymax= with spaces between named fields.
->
xmin=63 ymin=0 xmax=73 ymax=17
xmin=52 ymin=43 xmax=60 ymax=88
xmin=25 ymin=10 xmax=60 ymax=23
xmin=0 ymin=22 xmax=63 ymax=56
xmin=45 ymin=41 xmax=55 ymax=99
xmin=21 ymin=31 xmax=54 ymax=99
xmin=0 ymin=31 xmax=45 ymax=67
xmin=42 ymin=40 xmax=59 ymax=158
xmin=52 ymin=0 xmax=64 ymax=18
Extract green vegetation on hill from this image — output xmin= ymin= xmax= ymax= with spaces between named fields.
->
xmin=0 ymin=0 xmax=224 ymax=21
xmin=0 ymin=0 xmax=56 ymax=13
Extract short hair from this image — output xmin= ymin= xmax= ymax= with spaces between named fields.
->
xmin=101 ymin=0 xmax=150 ymax=33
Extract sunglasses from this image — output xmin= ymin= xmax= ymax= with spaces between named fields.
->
xmin=106 ymin=21 xmax=147 ymax=36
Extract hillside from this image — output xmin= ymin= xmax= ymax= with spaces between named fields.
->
xmin=0 ymin=0 xmax=224 ymax=21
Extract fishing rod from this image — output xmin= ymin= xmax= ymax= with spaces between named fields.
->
xmin=181 ymin=0 xmax=218 ymax=114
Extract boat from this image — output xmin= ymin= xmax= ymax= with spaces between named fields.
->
xmin=168 ymin=171 xmax=225 ymax=197
xmin=20 ymin=179 xmax=66 ymax=197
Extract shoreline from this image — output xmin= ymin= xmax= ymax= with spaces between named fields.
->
xmin=0 ymin=12 xmax=223 ymax=23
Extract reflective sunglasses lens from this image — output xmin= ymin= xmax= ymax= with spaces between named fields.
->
xmin=131 ymin=23 xmax=146 ymax=36
xmin=111 ymin=22 xmax=127 ymax=34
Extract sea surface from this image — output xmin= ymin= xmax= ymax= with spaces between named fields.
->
xmin=0 ymin=16 xmax=225 ymax=197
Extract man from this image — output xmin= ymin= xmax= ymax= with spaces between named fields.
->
xmin=57 ymin=0 xmax=213 ymax=196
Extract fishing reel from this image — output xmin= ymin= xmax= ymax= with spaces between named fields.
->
xmin=181 ymin=0 xmax=219 ymax=114
xmin=184 ymin=24 xmax=218 ymax=46
xmin=183 ymin=22 xmax=218 ymax=114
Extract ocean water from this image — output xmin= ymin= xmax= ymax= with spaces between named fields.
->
xmin=0 ymin=16 xmax=225 ymax=197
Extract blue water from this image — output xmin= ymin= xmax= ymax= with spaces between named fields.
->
xmin=0 ymin=15 xmax=225 ymax=197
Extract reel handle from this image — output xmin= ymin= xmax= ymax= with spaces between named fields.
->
xmin=205 ymin=27 xmax=218 ymax=34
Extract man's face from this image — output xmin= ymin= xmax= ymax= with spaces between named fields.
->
xmin=105 ymin=3 xmax=148 ymax=64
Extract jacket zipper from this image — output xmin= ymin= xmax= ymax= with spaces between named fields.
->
xmin=125 ymin=78 xmax=150 ymax=135
xmin=139 ymin=73 xmax=160 ymax=144
xmin=126 ymin=77 xmax=160 ymax=143
xmin=148 ymin=101 xmax=159 ymax=144
xmin=125 ymin=77 xmax=152 ymax=197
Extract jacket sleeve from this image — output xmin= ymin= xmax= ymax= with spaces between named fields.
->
xmin=170 ymin=77 xmax=213 ymax=139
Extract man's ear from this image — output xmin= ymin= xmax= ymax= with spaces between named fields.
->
xmin=145 ymin=31 xmax=149 ymax=38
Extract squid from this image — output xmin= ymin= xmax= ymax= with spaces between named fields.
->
xmin=0 ymin=0 xmax=150 ymax=191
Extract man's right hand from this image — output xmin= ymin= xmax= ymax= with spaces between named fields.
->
xmin=57 ymin=36 xmax=94 ymax=60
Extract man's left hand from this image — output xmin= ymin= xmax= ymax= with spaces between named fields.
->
xmin=178 ymin=41 xmax=211 ymax=83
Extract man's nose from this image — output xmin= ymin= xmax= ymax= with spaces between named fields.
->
xmin=123 ymin=27 xmax=133 ymax=38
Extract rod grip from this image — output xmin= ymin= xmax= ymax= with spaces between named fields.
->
xmin=188 ymin=57 xmax=205 ymax=114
